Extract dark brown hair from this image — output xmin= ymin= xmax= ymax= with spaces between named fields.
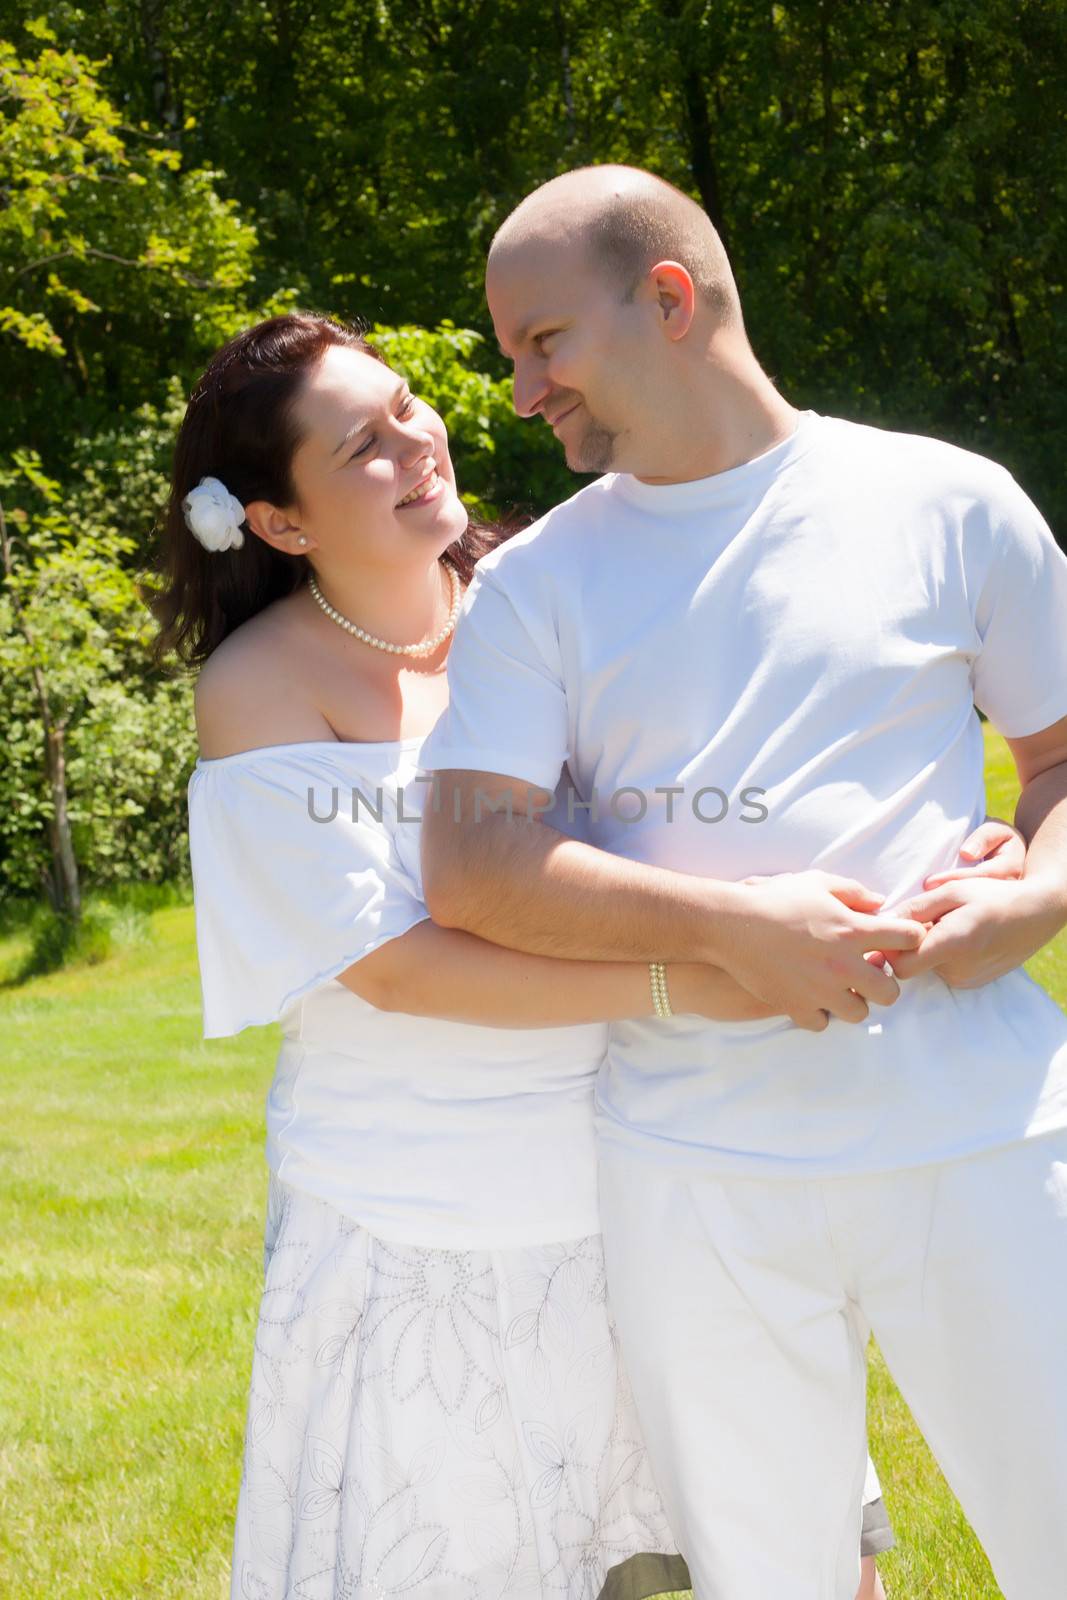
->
xmin=151 ymin=312 xmax=501 ymax=666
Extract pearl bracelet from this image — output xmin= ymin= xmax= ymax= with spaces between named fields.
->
xmin=649 ymin=961 xmax=673 ymax=1019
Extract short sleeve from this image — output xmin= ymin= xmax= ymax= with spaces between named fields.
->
xmin=419 ymin=565 xmax=570 ymax=791
xmin=188 ymin=755 xmax=429 ymax=1037
xmin=969 ymin=474 xmax=1067 ymax=737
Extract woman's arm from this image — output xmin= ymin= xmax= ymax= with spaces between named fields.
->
xmin=340 ymin=821 xmax=1029 ymax=1029
xmin=340 ymin=920 xmax=775 ymax=1027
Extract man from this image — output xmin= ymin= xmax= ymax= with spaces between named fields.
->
xmin=420 ymin=165 xmax=1067 ymax=1598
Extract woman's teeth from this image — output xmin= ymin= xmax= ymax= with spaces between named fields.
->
xmin=398 ymin=470 xmax=438 ymax=508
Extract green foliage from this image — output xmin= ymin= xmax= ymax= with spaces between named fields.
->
xmin=0 ymin=22 xmax=266 ymax=456
xmin=4 ymin=2 xmax=1066 ymax=524
xmin=4 ymin=0 xmax=1061 ymax=531
xmin=64 ymin=377 xmax=185 ymax=557
xmin=0 ymin=441 xmax=197 ymax=900
xmin=15 ymin=902 xmax=115 ymax=979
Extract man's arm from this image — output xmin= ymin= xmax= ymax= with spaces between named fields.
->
xmin=1013 ymin=718 xmax=1067 ymax=895
xmin=422 ymin=768 xmax=924 ymax=1030
xmin=892 ymin=715 xmax=1067 ymax=987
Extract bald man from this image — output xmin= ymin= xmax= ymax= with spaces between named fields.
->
xmin=420 ymin=165 xmax=1067 ymax=1599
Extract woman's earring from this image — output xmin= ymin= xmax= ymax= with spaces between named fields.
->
xmin=297 ymin=535 xmax=308 ymax=548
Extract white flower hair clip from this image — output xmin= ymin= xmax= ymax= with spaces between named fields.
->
xmin=182 ymin=476 xmax=246 ymax=552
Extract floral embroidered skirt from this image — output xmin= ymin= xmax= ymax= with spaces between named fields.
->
xmin=231 ymin=1177 xmax=690 ymax=1600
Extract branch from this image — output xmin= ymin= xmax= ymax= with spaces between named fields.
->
xmin=7 ymin=245 xmax=219 ymax=292
xmin=0 ymin=490 xmax=12 ymax=582
xmin=10 ymin=250 xmax=78 ymax=282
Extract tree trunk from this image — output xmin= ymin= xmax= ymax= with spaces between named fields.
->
xmin=554 ymin=0 xmax=577 ymax=148
xmin=139 ymin=0 xmax=178 ymax=128
xmin=42 ymin=718 xmax=81 ymax=920
xmin=658 ymin=0 xmax=732 ymax=259
xmin=819 ymin=1 xmax=834 ymax=154
xmin=679 ymin=65 xmax=731 ymax=258
xmin=0 ymin=493 xmax=82 ymax=922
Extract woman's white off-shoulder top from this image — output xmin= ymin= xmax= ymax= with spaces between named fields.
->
xmin=187 ymin=739 xmax=607 ymax=1248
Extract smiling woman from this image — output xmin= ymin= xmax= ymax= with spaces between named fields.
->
xmin=150 ymin=313 xmax=497 ymax=670
xmin=151 ymin=310 xmax=730 ymax=1600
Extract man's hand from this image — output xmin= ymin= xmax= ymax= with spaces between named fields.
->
xmin=890 ymin=876 xmax=1066 ymax=989
xmin=721 ymin=871 xmax=926 ymax=1032
xmin=922 ymin=817 xmax=1026 ymax=889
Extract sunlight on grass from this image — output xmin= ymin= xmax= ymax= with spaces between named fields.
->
xmin=0 ymin=905 xmax=272 ymax=1598
xmin=1 ymin=727 xmax=1062 ymax=1596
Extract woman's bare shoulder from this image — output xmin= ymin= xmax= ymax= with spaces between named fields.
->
xmin=195 ymin=596 xmax=335 ymax=758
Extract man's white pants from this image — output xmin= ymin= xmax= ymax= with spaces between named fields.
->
xmin=599 ymin=1129 xmax=1067 ymax=1600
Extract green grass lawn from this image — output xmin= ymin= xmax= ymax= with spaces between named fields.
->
xmin=1 ymin=727 xmax=1064 ymax=1598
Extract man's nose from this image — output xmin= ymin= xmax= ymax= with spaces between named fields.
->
xmin=512 ymin=358 xmax=549 ymax=419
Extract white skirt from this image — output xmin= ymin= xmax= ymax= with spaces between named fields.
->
xmin=231 ymin=1177 xmax=688 ymax=1600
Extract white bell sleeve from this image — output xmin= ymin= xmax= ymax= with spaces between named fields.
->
xmin=188 ymin=752 xmax=430 ymax=1037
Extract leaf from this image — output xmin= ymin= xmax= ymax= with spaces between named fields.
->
xmin=307 ymin=1436 xmax=343 ymax=1492
xmin=475 ymin=1387 xmax=503 ymax=1434
xmin=539 ymin=1294 xmax=574 ymax=1355
xmin=249 ymin=1403 xmax=275 ymax=1444
xmin=365 ymin=1484 xmax=413 ymax=1534
xmin=563 ymin=1402 xmax=597 ymax=1459
xmin=249 ymin=1513 xmax=293 ymax=1569
xmin=408 ymin=1438 xmax=445 ymax=1486
xmin=528 ymin=1344 xmax=550 ymax=1401
xmin=299 ymin=1486 xmax=341 ymax=1520
xmin=602 ymin=1447 xmax=646 ymax=1506
xmin=530 ymin=1464 xmax=565 ymax=1508
xmin=359 ymin=1438 xmax=409 ymax=1498
xmin=571 ymin=1337 xmax=616 ymax=1388
xmin=562 ymin=1255 xmax=587 ymax=1304
xmin=504 ymin=1308 xmax=540 ymax=1349
xmin=522 ymin=1420 xmax=564 ymax=1470
xmin=373 ymin=1526 xmax=448 ymax=1590
xmin=427 ymin=1306 xmax=468 ymax=1413
xmin=239 ymin=1562 xmax=274 ymax=1600
xmin=315 ymin=1332 xmax=349 ymax=1368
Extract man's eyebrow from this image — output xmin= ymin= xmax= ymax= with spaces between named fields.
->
xmin=498 ymin=316 xmax=544 ymax=357
xmin=331 ymin=379 xmax=409 ymax=455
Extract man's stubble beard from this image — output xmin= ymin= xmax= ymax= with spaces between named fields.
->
xmin=569 ymin=415 xmax=618 ymax=474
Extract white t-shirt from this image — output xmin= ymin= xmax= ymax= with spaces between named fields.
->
xmin=421 ymin=412 xmax=1067 ymax=1176
xmin=188 ymin=741 xmax=606 ymax=1245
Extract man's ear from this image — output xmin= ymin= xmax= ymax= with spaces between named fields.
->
xmin=244 ymin=499 xmax=315 ymax=555
xmin=645 ymin=260 xmax=696 ymax=342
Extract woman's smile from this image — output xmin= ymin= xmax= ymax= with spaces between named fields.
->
xmin=396 ymin=465 xmax=442 ymax=510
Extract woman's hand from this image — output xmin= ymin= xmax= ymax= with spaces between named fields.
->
xmin=669 ymin=963 xmax=782 ymax=1022
xmin=922 ymin=816 xmax=1026 ymax=890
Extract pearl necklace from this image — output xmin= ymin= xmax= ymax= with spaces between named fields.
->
xmin=307 ymin=561 xmax=461 ymax=658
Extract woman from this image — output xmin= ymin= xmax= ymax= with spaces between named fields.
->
xmin=156 ymin=313 xmax=1017 ymax=1600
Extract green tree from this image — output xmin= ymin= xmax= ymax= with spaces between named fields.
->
xmin=0 ymin=445 xmax=199 ymax=912
xmin=17 ymin=0 xmax=1062 ymax=531
xmin=0 ymin=455 xmax=133 ymax=915
xmin=0 ymin=19 xmax=265 ymax=461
